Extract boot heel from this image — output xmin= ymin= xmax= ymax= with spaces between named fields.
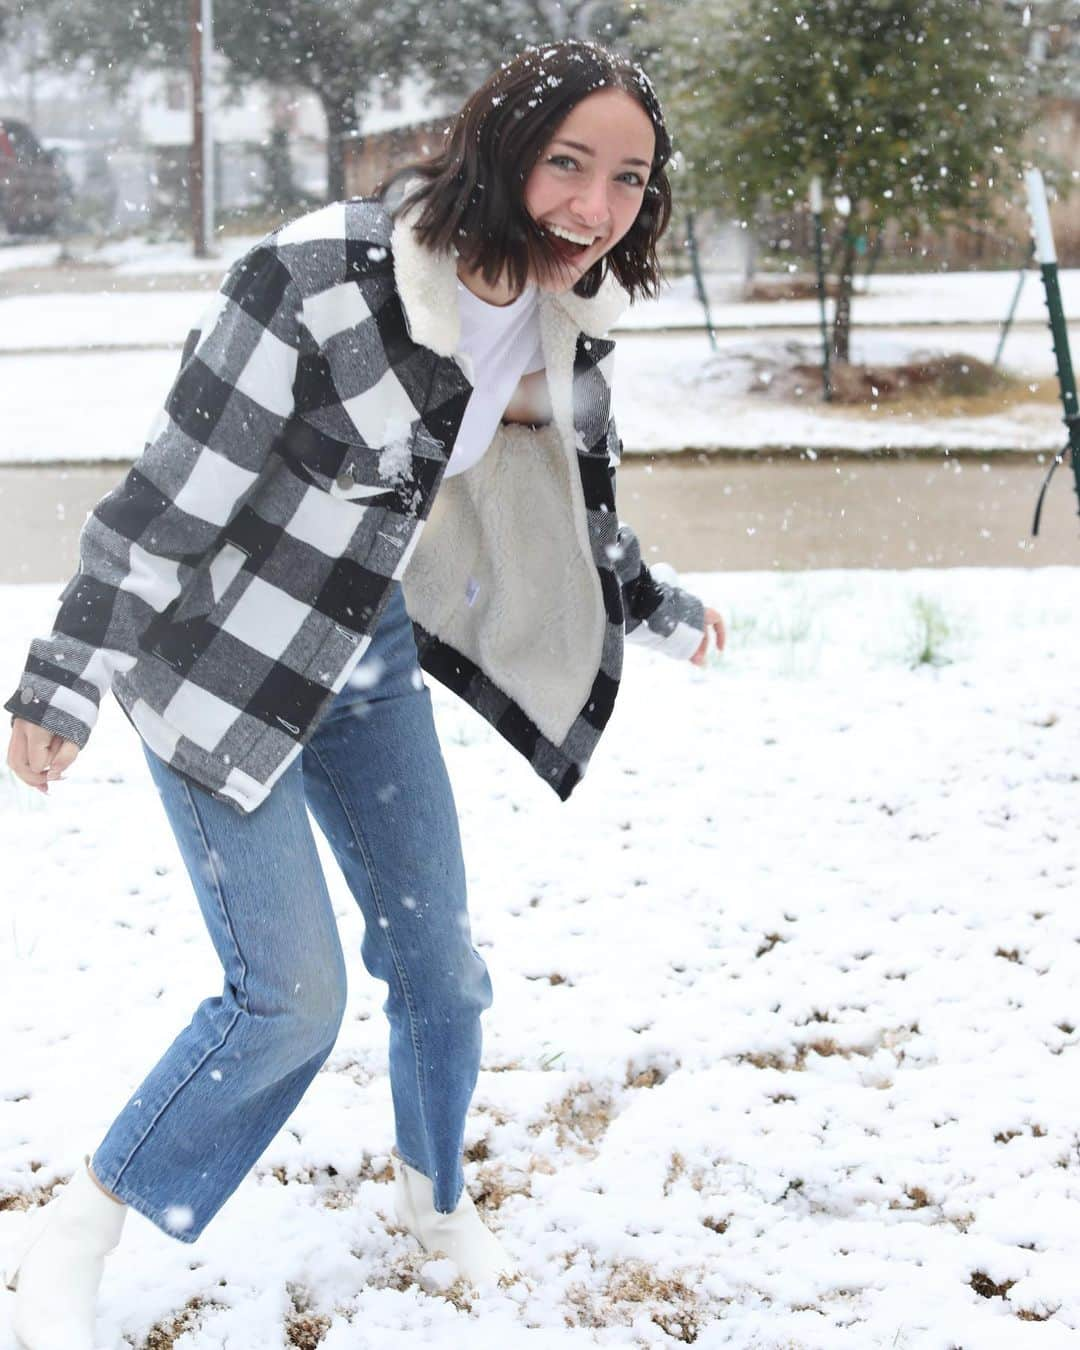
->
xmin=4 ymin=1203 xmax=48 ymax=1293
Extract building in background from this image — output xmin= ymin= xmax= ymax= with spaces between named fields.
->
xmin=0 ymin=23 xmax=452 ymax=236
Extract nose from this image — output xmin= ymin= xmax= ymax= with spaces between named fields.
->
xmin=569 ymin=179 xmax=611 ymax=232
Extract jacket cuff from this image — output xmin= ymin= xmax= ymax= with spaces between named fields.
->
xmin=627 ymin=581 xmax=707 ymax=661
xmin=661 ymin=586 xmax=707 ymax=660
xmin=4 ymin=678 xmax=95 ymax=749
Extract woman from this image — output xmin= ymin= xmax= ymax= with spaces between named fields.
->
xmin=3 ymin=38 xmax=724 ymax=1346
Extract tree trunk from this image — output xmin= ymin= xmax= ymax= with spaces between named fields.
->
xmin=263 ymin=128 xmax=299 ymax=211
xmin=321 ymin=91 xmax=359 ymax=203
xmin=832 ymin=227 xmax=858 ymax=364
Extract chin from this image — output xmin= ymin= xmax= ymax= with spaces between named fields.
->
xmin=539 ymin=256 xmax=598 ymax=294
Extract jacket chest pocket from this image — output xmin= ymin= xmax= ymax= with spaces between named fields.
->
xmin=286 ymin=413 xmax=446 ymax=519
xmin=286 ymin=411 xmax=417 ymax=505
xmin=142 ymin=538 xmax=252 ymax=668
xmin=171 ymin=539 xmax=251 ymax=627
xmin=302 ymin=452 xmax=405 ymax=504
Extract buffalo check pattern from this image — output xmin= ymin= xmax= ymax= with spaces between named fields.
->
xmin=6 ymin=196 xmax=705 ymax=814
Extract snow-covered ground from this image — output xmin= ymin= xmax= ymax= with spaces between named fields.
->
xmin=627 ymin=267 xmax=1080 ymax=332
xmin=0 ymin=312 xmax=1070 ymax=462
xmin=0 ymin=234 xmax=261 ymax=277
xmin=3 ymin=566 xmax=1080 ymax=1348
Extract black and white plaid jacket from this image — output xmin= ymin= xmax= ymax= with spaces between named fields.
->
xmin=5 ymin=195 xmax=705 ymax=814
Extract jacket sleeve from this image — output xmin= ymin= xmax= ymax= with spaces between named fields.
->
xmin=605 ymin=421 xmax=706 ymax=661
xmin=4 ymin=243 xmax=308 ymax=749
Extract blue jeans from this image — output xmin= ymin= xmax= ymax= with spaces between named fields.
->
xmin=90 ymin=583 xmax=493 ymax=1243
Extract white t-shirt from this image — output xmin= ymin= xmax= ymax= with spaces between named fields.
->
xmin=443 ymin=279 xmax=546 ymax=480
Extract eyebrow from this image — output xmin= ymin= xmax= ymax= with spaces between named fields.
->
xmin=551 ymin=138 xmax=651 ymax=169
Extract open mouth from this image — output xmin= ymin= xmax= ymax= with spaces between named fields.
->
xmin=543 ymin=225 xmax=597 ymax=265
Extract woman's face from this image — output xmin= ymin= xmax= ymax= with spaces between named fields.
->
xmin=522 ymin=86 xmax=656 ymax=294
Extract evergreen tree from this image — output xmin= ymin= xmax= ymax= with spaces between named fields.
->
xmin=639 ymin=0 xmax=1032 ymax=360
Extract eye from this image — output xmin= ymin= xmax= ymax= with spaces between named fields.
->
xmin=619 ymin=172 xmax=645 ymax=187
xmin=547 ymin=154 xmax=578 ymax=171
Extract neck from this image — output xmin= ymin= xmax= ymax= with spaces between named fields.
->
xmin=456 ymin=261 xmax=526 ymax=307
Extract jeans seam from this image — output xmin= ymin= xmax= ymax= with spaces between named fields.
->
xmin=111 ymin=777 xmax=249 ymax=1190
xmin=304 ymin=738 xmax=432 ymax=1139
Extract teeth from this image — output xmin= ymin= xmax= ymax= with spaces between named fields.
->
xmin=547 ymin=224 xmax=596 ymax=247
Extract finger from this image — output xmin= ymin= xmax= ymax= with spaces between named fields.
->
xmin=9 ymin=722 xmax=38 ymax=778
xmin=14 ymin=727 xmax=60 ymax=781
xmin=30 ymin=729 xmax=67 ymax=772
xmin=24 ymin=727 xmax=56 ymax=774
xmin=50 ymin=740 xmax=79 ymax=772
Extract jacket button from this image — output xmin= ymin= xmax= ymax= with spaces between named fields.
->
xmin=335 ymin=470 xmax=355 ymax=490
xmin=20 ymin=685 xmax=34 ymax=704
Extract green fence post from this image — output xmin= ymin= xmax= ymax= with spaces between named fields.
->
xmin=1026 ymin=168 xmax=1080 ymax=535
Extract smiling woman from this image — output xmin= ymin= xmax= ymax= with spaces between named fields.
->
xmin=3 ymin=38 xmax=722 ymax=1346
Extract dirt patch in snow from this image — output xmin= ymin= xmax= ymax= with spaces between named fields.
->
xmin=751 ymin=351 xmax=1046 ymax=412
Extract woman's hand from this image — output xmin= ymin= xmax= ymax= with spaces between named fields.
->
xmin=690 ymin=607 xmax=725 ymax=667
xmin=6 ymin=718 xmax=80 ymax=795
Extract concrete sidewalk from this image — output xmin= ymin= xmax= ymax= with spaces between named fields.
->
xmin=3 ymin=453 xmax=1077 ymax=584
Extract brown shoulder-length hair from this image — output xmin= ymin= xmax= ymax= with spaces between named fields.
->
xmin=377 ymin=40 xmax=673 ymax=303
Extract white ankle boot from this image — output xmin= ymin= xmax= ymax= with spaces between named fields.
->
xmin=392 ymin=1153 xmax=517 ymax=1288
xmin=4 ymin=1154 xmax=127 ymax=1350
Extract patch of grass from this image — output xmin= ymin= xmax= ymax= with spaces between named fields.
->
xmin=779 ymin=354 xmax=1035 ymax=411
xmin=264 ymin=1152 xmax=392 ymax=1209
xmin=463 ymin=1134 xmax=490 ymax=1163
xmin=625 ymin=1060 xmax=675 ymax=1089
xmin=756 ymin=932 xmax=785 ymax=958
xmin=565 ymin=1260 xmax=708 ymax=1342
xmin=906 ymin=593 xmax=953 ymax=668
xmin=970 ymin=1270 xmax=1016 ymax=1300
xmin=736 ymin=1033 xmax=877 ymax=1072
xmin=285 ymin=1282 xmax=332 ymax=1348
xmin=744 ymin=276 xmax=844 ymax=303
xmin=140 ymin=1295 xmax=226 ymax=1349
xmin=369 ymin=1247 xmax=476 ymax=1311
xmin=470 ymin=1160 xmax=533 ymax=1212
xmin=285 ymin=1313 xmax=332 ymax=1348
xmin=0 ymin=1163 xmax=63 ymax=1212
xmin=527 ymin=1080 xmax=616 ymax=1155
xmin=723 ymin=582 xmax=830 ymax=676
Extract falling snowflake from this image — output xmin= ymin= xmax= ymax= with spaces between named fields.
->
xmin=164 ymin=1204 xmax=195 ymax=1233
xmin=349 ymin=655 xmax=385 ymax=691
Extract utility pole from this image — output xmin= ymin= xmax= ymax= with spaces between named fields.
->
xmin=189 ymin=0 xmax=215 ymax=257
xmin=202 ymin=0 xmax=215 ymax=248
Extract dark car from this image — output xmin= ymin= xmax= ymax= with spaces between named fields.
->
xmin=0 ymin=118 xmax=67 ymax=233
